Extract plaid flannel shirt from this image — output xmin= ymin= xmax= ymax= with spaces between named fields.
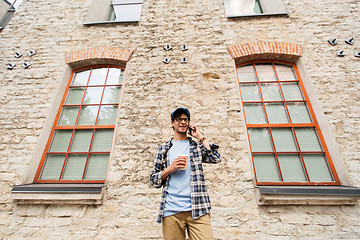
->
xmin=150 ymin=137 xmax=221 ymax=223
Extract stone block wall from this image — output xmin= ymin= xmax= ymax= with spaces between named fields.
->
xmin=0 ymin=0 xmax=359 ymax=239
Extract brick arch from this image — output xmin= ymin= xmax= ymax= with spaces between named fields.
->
xmin=65 ymin=47 xmax=134 ymax=68
xmin=228 ymin=42 xmax=302 ymax=65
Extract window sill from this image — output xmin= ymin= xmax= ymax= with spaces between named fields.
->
xmin=11 ymin=183 xmax=104 ymax=205
xmin=83 ymin=20 xmax=139 ymax=26
xmin=226 ymin=13 xmax=288 ymax=18
xmin=256 ymin=186 xmax=360 ymax=206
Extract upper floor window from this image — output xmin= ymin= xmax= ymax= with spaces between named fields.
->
xmin=237 ymin=61 xmax=340 ymax=185
xmin=107 ymin=0 xmax=143 ymax=22
xmin=0 ymin=0 xmax=20 ymax=30
xmin=34 ymin=66 xmax=124 ymax=183
xmin=85 ymin=0 xmax=143 ymax=25
xmin=224 ymin=0 xmax=287 ymax=18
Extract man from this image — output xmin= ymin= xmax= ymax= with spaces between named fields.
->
xmin=150 ymin=107 xmax=221 ymax=240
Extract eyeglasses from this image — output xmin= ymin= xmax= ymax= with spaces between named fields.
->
xmin=174 ymin=118 xmax=189 ymax=123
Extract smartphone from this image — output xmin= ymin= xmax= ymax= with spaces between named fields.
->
xmin=188 ymin=126 xmax=193 ymax=135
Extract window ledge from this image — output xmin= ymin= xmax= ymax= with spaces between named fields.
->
xmin=226 ymin=13 xmax=288 ymax=18
xmin=83 ymin=20 xmax=139 ymax=26
xmin=256 ymin=186 xmax=360 ymax=206
xmin=11 ymin=183 xmax=104 ymax=205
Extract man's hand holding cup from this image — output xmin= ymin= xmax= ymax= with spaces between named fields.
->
xmin=169 ymin=155 xmax=189 ymax=172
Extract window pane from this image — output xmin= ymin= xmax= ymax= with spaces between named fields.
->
xmin=265 ymin=103 xmax=289 ymax=123
xmin=102 ymin=86 xmax=121 ymax=104
xmin=253 ymin=0 xmax=262 ymax=13
xmin=40 ymin=154 xmax=65 ymax=180
xmin=255 ymin=63 xmax=277 ymax=81
xmin=97 ymin=106 xmax=118 ymax=125
xmin=84 ymin=154 xmax=109 ymax=180
xmin=77 ymin=106 xmax=99 ymax=125
xmin=108 ymin=6 xmax=116 ymax=21
xmin=237 ymin=65 xmax=257 ymax=82
xmin=253 ymin=154 xmax=281 ymax=182
xmin=58 ymin=106 xmax=79 ymax=126
xmin=224 ymin=0 xmax=260 ymax=16
xmin=294 ymin=128 xmax=322 ymax=151
xmin=281 ymin=83 xmax=304 ymax=100
xmin=62 ymin=154 xmax=87 ymax=180
xmin=71 ymin=70 xmax=90 ymax=86
xmin=287 ymin=103 xmax=312 ymax=123
xmin=248 ymin=128 xmax=273 ymax=152
xmin=91 ymin=129 xmax=114 ymax=152
xmin=70 ymin=130 xmax=93 ymax=152
xmin=65 ymin=88 xmax=85 ymax=105
xmin=240 ymin=84 xmax=261 ymax=101
xmin=275 ymin=64 xmax=297 ymax=81
xmin=88 ymin=68 xmax=108 ymax=86
xmin=107 ymin=68 xmax=123 ymax=85
xmin=278 ymin=154 xmax=307 ymax=182
xmin=261 ymin=83 xmax=282 ymax=101
xmin=261 ymin=0 xmax=288 ymax=14
xmin=303 ymin=154 xmax=333 ymax=182
xmin=83 ymin=87 xmax=103 ymax=104
xmin=244 ymin=104 xmax=267 ymax=124
xmin=113 ymin=4 xmax=142 ymax=22
xmin=49 ymin=130 xmax=72 ymax=152
xmin=271 ymin=128 xmax=297 ymax=152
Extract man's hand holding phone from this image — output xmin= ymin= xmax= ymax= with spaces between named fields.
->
xmin=188 ymin=123 xmax=211 ymax=150
xmin=188 ymin=125 xmax=193 ymax=136
xmin=188 ymin=124 xmax=201 ymax=139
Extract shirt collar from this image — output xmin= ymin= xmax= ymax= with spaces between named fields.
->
xmin=165 ymin=137 xmax=195 ymax=150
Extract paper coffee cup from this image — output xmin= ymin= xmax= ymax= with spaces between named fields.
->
xmin=179 ymin=154 xmax=189 ymax=170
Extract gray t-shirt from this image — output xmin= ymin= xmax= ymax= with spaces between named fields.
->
xmin=163 ymin=140 xmax=191 ymax=217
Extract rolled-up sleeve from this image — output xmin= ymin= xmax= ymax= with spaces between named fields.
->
xmin=150 ymin=146 xmax=164 ymax=188
xmin=201 ymin=142 xmax=221 ymax=164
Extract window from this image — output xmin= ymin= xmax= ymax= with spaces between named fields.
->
xmin=237 ymin=61 xmax=340 ymax=185
xmin=224 ymin=0 xmax=287 ymax=17
xmin=34 ymin=66 xmax=124 ymax=183
xmin=85 ymin=0 xmax=143 ymax=25
xmin=107 ymin=0 xmax=143 ymax=22
xmin=0 ymin=0 xmax=16 ymax=30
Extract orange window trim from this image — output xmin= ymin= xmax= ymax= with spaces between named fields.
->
xmin=34 ymin=65 xmax=124 ymax=183
xmin=236 ymin=60 xmax=340 ymax=186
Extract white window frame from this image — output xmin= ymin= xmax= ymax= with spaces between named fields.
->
xmin=107 ymin=0 xmax=143 ymax=22
xmin=0 ymin=0 xmax=16 ymax=30
xmin=84 ymin=0 xmax=143 ymax=25
xmin=224 ymin=0 xmax=287 ymax=18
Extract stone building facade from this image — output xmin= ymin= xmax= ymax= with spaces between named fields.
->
xmin=0 ymin=0 xmax=359 ymax=239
